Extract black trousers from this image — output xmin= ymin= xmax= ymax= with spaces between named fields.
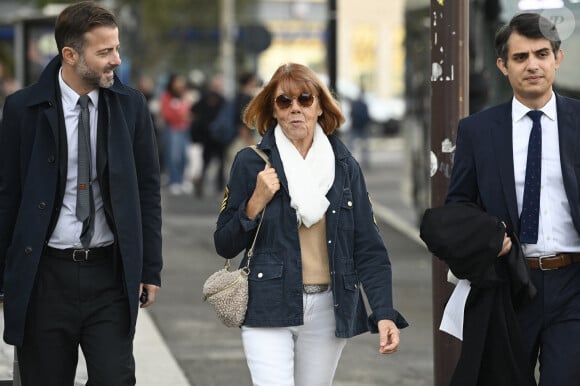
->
xmin=18 ymin=249 xmax=135 ymax=386
xmin=517 ymin=262 xmax=580 ymax=385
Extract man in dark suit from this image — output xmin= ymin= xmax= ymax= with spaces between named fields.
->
xmin=0 ymin=2 xmax=162 ymax=385
xmin=447 ymin=12 xmax=580 ymax=384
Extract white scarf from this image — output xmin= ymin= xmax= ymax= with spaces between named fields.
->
xmin=274 ymin=123 xmax=335 ymax=227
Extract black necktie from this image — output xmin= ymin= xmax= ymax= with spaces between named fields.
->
xmin=519 ymin=110 xmax=543 ymax=244
xmin=76 ymin=95 xmax=94 ymax=248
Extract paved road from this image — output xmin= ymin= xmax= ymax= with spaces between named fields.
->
xmin=151 ymin=136 xmax=434 ymax=385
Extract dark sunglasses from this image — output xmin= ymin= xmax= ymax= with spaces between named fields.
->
xmin=274 ymin=93 xmax=316 ymax=109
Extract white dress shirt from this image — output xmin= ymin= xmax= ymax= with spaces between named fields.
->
xmin=48 ymin=69 xmax=114 ymax=249
xmin=512 ymin=93 xmax=580 ymax=256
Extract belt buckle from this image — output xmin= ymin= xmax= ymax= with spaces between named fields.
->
xmin=72 ymin=249 xmax=89 ymax=262
xmin=538 ymin=254 xmax=557 ymax=271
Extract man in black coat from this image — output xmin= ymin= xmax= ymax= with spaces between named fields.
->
xmin=0 ymin=2 xmax=162 ymax=384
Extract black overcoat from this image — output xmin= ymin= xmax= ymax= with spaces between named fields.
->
xmin=0 ymin=56 xmax=162 ymax=345
xmin=420 ymin=202 xmax=536 ymax=386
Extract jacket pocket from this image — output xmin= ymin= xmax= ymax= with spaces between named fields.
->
xmin=248 ymin=263 xmax=283 ymax=282
xmin=342 ymin=272 xmax=359 ymax=292
xmin=247 ymin=262 xmax=284 ymax=310
xmin=338 ymin=189 xmax=355 ymax=230
xmin=337 ymin=272 xmax=360 ymax=317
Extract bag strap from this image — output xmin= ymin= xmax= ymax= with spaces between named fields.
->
xmin=225 ymin=145 xmax=270 ymax=272
xmin=250 ymin=144 xmax=270 ymax=167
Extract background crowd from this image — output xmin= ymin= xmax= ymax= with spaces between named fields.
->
xmin=135 ymin=69 xmax=263 ymax=198
xmin=0 ymin=60 xmax=371 ymax=202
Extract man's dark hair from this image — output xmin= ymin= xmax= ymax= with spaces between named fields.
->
xmin=54 ymin=1 xmax=118 ymax=56
xmin=495 ymin=12 xmax=561 ymax=64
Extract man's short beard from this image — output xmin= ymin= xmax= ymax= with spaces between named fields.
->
xmin=77 ymin=55 xmax=115 ymax=89
xmin=100 ymin=75 xmax=115 ymax=88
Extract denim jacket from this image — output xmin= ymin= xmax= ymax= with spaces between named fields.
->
xmin=214 ymin=129 xmax=408 ymax=337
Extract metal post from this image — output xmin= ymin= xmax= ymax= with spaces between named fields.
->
xmin=13 ymin=21 xmax=24 ymax=88
xmin=327 ymin=0 xmax=337 ymax=95
xmin=430 ymin=1 xmax=469 ymax=385
xmin=220 ymin=0 xmax=236 ymax=99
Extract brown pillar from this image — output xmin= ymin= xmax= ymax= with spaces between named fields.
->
xmin=327 ymin=0 xmax=337 ymax=94
xmin=430 ymin=1 xmax=469 ymax=385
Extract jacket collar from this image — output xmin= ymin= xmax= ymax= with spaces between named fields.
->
xmin=489 ymin=100 xmax=519 ymax=230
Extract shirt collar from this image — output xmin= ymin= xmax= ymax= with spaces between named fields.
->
xmin=58 ymin=67 xmax=99 ymax=109
xmin=512 ymin=91 xmax=556 ymax=123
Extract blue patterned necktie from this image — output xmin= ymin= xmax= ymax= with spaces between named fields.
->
xmin=519 ymin=110 xmax=543 ymax=244
xmin=76 ymin=95 xmax=94 ymax=248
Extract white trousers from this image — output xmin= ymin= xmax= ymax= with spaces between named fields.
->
xmin=241 ymin=291 xmax=348 ymax=386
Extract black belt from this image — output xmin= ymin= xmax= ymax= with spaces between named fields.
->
xmin=526 ymin=253 xmax=580 ymax=271
xmin=44 ymin=245 xmax=114 ymax=262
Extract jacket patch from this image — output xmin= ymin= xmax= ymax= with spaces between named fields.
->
xmin=220 ymin=186 xmax=229 ymax=213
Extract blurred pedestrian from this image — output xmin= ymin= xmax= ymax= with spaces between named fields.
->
xmin=348 ymin=88 xmax=371 ymax=169
xmin=226 ymin=71 xmax=261 ymax=173
xmin=469 ymin=70 xmax=490 ymax=114
xmin=160 ymin=73 xmax=192 ymax=195
xmin=183 ymin=70 xmax=205 ymax=195
xmin=190 ymin=73 xmax=227 ymax=197
xmin=214 ymin=62 xmax=408 ymax=385
xmin=137 ymin=74 xmax=163 ymax=173
xmin=235 ymin=71 xmax=260 ymax=146
xmin=0 ymin=2 xmax=162 ymax=385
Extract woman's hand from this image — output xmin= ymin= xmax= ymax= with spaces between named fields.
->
xmin=246 ymin=164 xmax=280 ymax=219
xmin=378 ymin=319 xmax=400 ymax=354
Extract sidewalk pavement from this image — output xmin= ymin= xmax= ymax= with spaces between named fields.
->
xmin=0 ymin=307 xmax=190 ymax=385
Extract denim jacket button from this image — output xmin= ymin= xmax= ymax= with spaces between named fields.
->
xmin=257 ymin=272 xmax=263 ymax=279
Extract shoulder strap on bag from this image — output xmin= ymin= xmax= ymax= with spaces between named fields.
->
xmin=250 ymin=144 xmax=270 ymax=167
xmin=233 ymin=146 xmax=269 ymax=272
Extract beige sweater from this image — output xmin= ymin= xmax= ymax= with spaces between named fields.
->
xmin=299 ymin=217 xmax=331 ymax=285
